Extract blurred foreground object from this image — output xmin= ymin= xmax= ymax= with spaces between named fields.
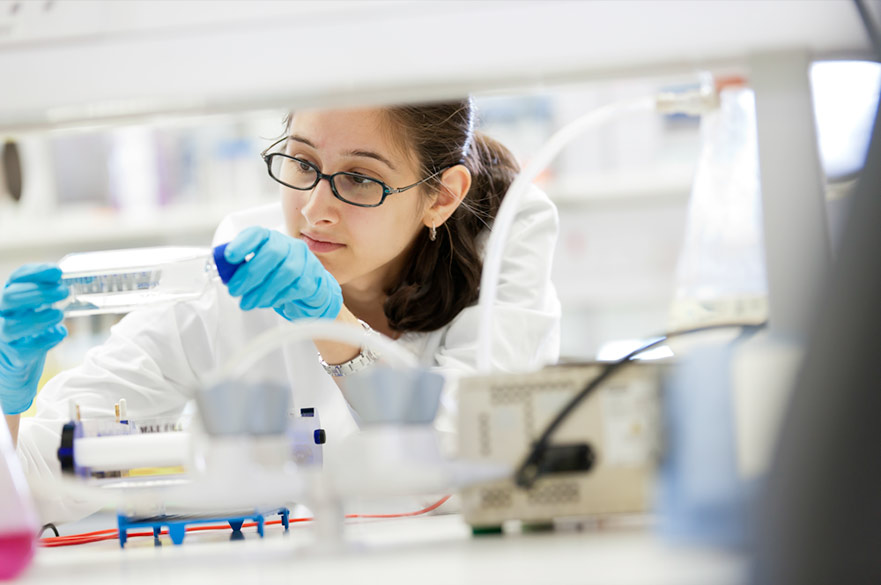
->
xmin=752 ymin=70 xmax=881 ymax=584
xmin=0 ymin=414 xmax=39 ymax=580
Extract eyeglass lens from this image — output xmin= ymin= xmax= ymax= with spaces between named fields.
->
xmin=269 ymin=155 xmax=385 ymax=206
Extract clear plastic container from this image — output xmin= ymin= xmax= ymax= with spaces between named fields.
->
xmin=669 ymin=86 xmax=768 ymax=330
xmin=0 ymin=415 xmax=39 ymax=580
xmin=58 ymin=244 xmax=238 ymax=317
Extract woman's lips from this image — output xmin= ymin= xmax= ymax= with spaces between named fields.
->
xmin=300 ymin=233 xmax=345 ymax=254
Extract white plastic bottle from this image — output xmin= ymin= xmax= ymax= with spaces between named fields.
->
xmin=57 ymin=244 xmax=240 ymax=317
xmin=0 ymin=416 xmax=39 ymax=580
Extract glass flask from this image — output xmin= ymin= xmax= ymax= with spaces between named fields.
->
xmin=58 ymin=244 xmax=238 ymax=317
xmin=0 ymin=415 xmax=39 ymax=580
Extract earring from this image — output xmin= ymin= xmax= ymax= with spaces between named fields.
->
xmin=429 ymin=223 xmax=437 ymax=242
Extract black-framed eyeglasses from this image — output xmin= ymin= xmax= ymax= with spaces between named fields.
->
xmin=261 ymin=136 xmax=454 ymax=208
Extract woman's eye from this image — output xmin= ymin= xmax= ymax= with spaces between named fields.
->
xmin=352 ymin=174 xmax=381 ymax=188
xmin=339 ymin=174 xmax=374 ymax=190
xmin=350 ymin=169 xmax=384 ymax=182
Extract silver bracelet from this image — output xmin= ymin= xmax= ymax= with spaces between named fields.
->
xmin=318 ymin=319 xmax=380 ymax=377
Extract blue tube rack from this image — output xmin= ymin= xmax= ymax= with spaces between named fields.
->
xmin=117 ymin=508 xmax=290 ymax=547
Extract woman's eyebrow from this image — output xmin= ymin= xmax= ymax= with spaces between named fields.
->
xmin=288 ymin=134 xmax=316 ymax=149
xmin=288 ymin=134 xmax=397 ymax=172
xmin=343 ymin=149 xmax=397 ymax=172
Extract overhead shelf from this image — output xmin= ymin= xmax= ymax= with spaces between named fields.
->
xmin=0 ymin=0 xmax=875 ymax=130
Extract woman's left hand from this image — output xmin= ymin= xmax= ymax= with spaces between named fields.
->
xmin=223 ymin=227 xmax=342 ymax=321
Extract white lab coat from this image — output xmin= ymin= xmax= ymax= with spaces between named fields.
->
xmin=17 ymin=186 xmax=561 ymax=524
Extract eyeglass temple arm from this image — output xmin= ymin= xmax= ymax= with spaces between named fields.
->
xmin=387 ymin=161 xmax=465 ymax=194
xmin=261 ymin=136 xmax=287 ymax=157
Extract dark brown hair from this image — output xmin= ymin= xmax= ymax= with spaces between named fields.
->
xmin=380 ymin=99 xmax=520 ymax=332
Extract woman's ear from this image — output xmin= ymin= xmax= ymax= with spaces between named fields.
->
xmin=423 ymin=164 xmax=471 ymax=228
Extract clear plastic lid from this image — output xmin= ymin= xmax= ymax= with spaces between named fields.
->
xmin=58 ymin=246 xmax=211 ymax=277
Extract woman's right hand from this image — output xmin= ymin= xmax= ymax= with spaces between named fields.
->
xmin=0 ymin=264 xmax=68 ymax=415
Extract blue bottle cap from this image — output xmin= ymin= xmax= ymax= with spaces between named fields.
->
xmin=212 ymin=243 xmax=241 ymax=284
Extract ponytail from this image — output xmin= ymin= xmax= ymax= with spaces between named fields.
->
xmin=382 ymin=101 xmax=520 ymax=333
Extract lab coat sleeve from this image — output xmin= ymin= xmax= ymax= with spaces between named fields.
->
xmin=16 ymin=288 xmax=223 ymax=525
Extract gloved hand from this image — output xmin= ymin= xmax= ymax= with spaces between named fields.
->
xmin=223 ymin=227 xmax=343 ymax=321
xmin=0 ymin=264 xmax=69 ymax=415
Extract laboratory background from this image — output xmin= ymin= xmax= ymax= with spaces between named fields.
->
xmin=1 ymin=1 xmax=880 ymax=584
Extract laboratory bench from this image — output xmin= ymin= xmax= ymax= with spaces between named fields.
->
xmin=19 ymin=512 xmax=747 ymax=585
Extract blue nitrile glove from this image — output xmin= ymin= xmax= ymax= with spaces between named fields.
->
xmin=0 ymin=264 xmax=69 ymax=415
xmin=223 ymin=227 xmax=343 ymax=321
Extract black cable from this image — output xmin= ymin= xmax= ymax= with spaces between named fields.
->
xmin=40 ymin=523 xmax=60 ymax=538
xmin=514 ymin=321 xmax=767 ymax=489
xmin=854 ymin=0 xmax=881 ymax=61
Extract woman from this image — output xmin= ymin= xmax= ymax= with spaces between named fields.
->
xmin=0 ymin=99 xmax=560 ymax=522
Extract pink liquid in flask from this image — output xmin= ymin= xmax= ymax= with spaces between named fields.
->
xmin=0 ymin=414 xmax=39 ymax=581
xmin=0 ymin=531 xmax=36 ymax=580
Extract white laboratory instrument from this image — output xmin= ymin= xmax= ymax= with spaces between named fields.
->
xmin=457 ymin=362 xmax=666 ymax=531
xmin=57 ymin=401 xmax=325 ymax=479
xmin=45 ymin=318 xmax=481 ymax=546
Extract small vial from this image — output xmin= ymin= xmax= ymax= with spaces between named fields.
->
xmin=58 ymin=244 xmax=239 ymax=317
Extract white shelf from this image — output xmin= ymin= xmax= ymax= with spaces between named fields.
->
xmin=0 ymin=164 xmax=695 ymax=257
xmin=19 ymin=513 xmax=746 ymax=585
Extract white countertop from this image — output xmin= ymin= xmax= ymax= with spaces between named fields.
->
xmin=21 ymin=512 xmax=747 ymax=585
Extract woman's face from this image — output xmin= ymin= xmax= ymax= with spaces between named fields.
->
xmin=281 ymin=108 xmax=430 ymax=293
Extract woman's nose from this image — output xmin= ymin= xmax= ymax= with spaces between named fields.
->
xmin=300 ymin=176 xmax=340 ymax=225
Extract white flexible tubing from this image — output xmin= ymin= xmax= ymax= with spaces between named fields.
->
xmin=476 ymin=96 xmax=656 ymax=373
xmin=205 ymin=319 xmax=418 ymax=388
